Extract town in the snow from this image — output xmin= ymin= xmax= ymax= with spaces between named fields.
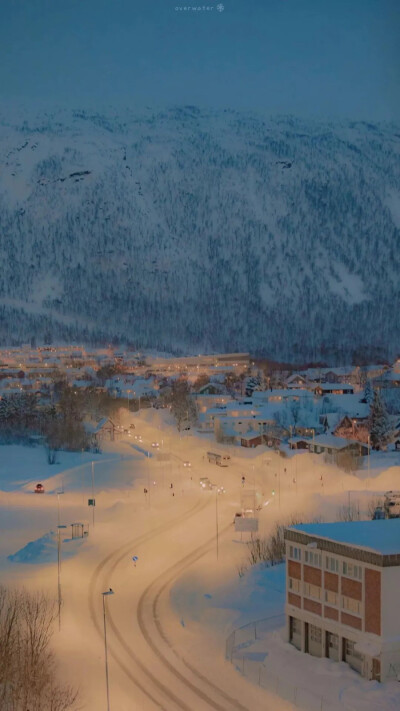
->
xmin=1 ymin=343 xmax=400 ymax=711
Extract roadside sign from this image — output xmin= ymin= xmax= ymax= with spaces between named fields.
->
xmin=88 ymin=498 xmax=96 ymax=506
xmin=234 ymin=516 xmax=259 ymax=533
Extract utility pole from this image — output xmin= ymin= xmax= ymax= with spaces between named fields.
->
xmin=216 ymin=488 xmax=219 ymax=560
xmin=102 ymin=589 xmax=115 ymax=711
xmin=91 ymin=461 xmax=95 ymax=527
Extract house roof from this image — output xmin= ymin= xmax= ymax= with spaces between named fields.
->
xmin=323 ymin=395 xmax=369 ymax=417
xmin=311 ymin=433 xmax=365 ymax=450
xmin=289 ymin=520 xmax=400 ymax=556
xmin=240 ymin=430 xmax=261 ymax=441
xmin=83 ymin=417 xmax=113 ymax=434
xmin=315 ymin=383 xmax=354 ymax=391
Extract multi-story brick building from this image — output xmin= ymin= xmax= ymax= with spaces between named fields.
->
xmin=284 ymin=520 xmax=400 ymax=682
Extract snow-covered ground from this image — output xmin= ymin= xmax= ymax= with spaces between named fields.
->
xmin=2 ymin=408 xmax=400 ymax=710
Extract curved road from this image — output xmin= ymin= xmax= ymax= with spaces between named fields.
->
xmin=88 ymin=494 xmax=255 ymax=711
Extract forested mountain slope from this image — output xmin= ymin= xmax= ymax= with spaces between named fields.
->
xmin=0 ymin=107 xmax=399 ymax=363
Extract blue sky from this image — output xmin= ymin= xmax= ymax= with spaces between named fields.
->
xmin=1 ymin=0 xmax=399 ymax=119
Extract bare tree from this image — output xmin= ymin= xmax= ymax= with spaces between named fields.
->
xmin=336 ymin=502 xmax=361 ymax=522
xmin=0 ymin=586 xmax=79 ymax=711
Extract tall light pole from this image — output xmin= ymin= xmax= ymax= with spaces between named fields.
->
xmin=102 ymin=589 xmax=114 ymax=711
xmin=214 ymin=486 xmax=225 ymax=560
xmin=57 ymin=490 xmax=64 ymax=528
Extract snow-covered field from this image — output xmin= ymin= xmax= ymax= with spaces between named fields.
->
xmin=2 ymin=408 xmax=400 ymax=710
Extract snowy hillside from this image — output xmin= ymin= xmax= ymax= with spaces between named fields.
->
xmin=0 ymin=106 xmax=399 ymax=362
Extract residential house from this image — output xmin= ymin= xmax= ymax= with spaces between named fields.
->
xmin=314 ymin=384 xmax=354 ymax=396
xmin=373 ymin=371 xmax=400 ymax=389
xmin=307 ymin=434 xmax=369 ymax=461
xmin=288 ymin=437 xmax=310 ymax=450
xmin=83 ymin=418 xmax=115 ymax=448
xmin=240 ymin=431 xmax=263 ymax=448
xmin=285 ymin=374 xmax=309 ymax=390
xmin=334 ymin=415 xmax=370 ymax=444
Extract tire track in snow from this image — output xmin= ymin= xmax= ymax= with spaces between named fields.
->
xmin=136 ymin=523 xmax=252 ymax=711
xmin=88 ymin=496 xmax=210 ymax=710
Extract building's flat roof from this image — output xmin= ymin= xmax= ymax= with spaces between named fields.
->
xmin=291 ymin=520 xmax=400 ymax=555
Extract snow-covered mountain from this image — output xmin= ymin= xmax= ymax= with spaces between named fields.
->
xmin=0 ymin=106 xmax=399 ymax=363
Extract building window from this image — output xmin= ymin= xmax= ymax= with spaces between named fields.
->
xmin=289 ymin=577 xmax=301 ymax=594
xmin=305 ymin=550 xmax=321 ymax=567
xmin=326 ymin=556 xmax=339 ymax=573
xmin=304 ymin=583 xmax=321 ymax=600
xmin=342 ymin=562 xmax=362 ymax=580
xmin=291 ymin=617 xmax=302 ymax=635
xmin=310 ymin=624 xmax=322 ymax=643
xmin=325 ymin=590 xmax=338 ymax=606
xmin=342 ymin=596 xmax=362 ymax=615
xmin=289 ymin=546 xmax=302 ymax=561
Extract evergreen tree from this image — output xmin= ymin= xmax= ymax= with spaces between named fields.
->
xmin=362 ymin=380 xmax=374 ymax=404
xmin=369 ymin=390 xmax=391 ymax=450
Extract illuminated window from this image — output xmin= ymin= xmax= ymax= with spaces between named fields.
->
xmin=325 ymin=590 xmax=338 ymax=606
xmin=342 ymin=596 xmax=361 ymax=615
xmin=289 ymin=577 xmax=301 ymax=594
xmin=304 ymin=583 xmax=321 ymax=600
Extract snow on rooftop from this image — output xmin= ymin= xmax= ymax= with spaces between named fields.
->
xmin=291 ymin=520 xmax=400 ymax=555
xmin=311 ymin=433 xmax=360 ymax=448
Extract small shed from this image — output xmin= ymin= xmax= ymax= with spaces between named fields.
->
xmin=288 ymin=437 xmax=310 ymax=450
xmin=84 ymin=417 xmax=115 ymax=447
xmin=240 ymin=431 xmax=262 ymax=448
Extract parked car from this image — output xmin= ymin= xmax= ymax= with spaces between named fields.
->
xmin=34 ymin=483 xmax=45 ymax=494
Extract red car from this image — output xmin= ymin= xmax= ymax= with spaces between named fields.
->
xmin=34 ymin=483 xmax=45 ymax=494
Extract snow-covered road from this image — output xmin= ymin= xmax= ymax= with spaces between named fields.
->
xmin=2 ymin=407 xmax=400 ymax=710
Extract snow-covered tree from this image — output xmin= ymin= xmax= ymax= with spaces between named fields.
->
xmin=362 ymin=380 xmax=374 ymax=404
xmin=369 ymin=390 xmax=392 ymax=450
xmin=169 ymin=379 xmax=197 ymax=431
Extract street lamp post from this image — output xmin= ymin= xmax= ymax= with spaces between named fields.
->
xmin=101 ymin=589 xmax=115 ymax=711
xmin=57 ymin=524 xmax=67 ymax=631
xmin=57 ymin=490 xmax=64 ymax=528
xmin=214 ymin=486 xmax=225 ymax=560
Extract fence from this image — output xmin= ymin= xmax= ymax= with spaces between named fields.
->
xmin=226 ymin=614 xmax=285 ymax=663
xmin=226 ymin=615 xmax=347 ymax=711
